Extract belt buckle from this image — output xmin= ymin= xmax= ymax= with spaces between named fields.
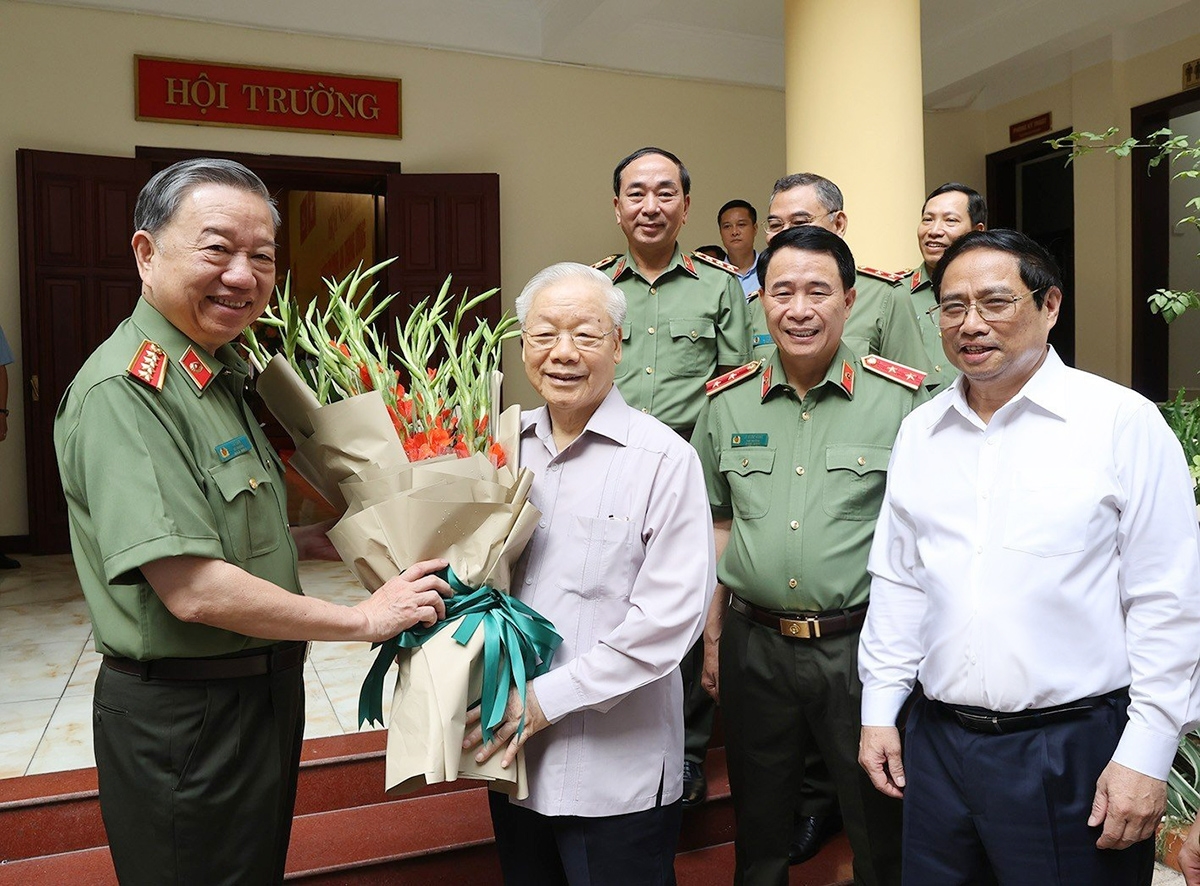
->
xmin=779 ymin=615 xmax=820 ymax=639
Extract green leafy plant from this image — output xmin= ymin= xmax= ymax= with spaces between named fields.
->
xmin=1160 ymin=388 xmax=1200 ymax=506
xmin=1049 ymin=127 xmax=1200 ymax=322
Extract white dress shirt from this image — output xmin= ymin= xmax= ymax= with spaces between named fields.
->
xmin=860 ymin=348 xmax=1200 ymax=779
xmin=515 ymin=386 xmax=716 ymax=816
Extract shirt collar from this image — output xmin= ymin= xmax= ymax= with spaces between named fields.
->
xmin=521 ymin=385 xmax=630 ymax=455
xmin=927 ymin=345 xmax=1067 ymax=430
xmin=614 ymin=244 xmax=695 ymax=282
xmin=737 ymin=251 xmax=759 ymax=282
xmin=910 ymin=260 xmax=934 ymax=293
xmin=131 ymin=298 xmax=247 ymax=396
xmin=760 ymin=342 xmax=859 ymax=402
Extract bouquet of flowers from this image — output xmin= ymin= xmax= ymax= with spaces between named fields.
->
xmin=244 ymin=260 xmax=559 ymax=798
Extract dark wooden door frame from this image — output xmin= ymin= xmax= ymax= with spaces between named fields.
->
xmin=985 ymin=127 xmax=1075 ymax=230
xmin=1130 ymin=90 xmax=1200 ymax=400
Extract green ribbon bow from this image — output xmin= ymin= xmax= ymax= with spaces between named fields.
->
xmin=358 ymin=566 xmax=562 ymax=743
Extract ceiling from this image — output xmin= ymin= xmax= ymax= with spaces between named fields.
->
xmin=17 ymin=0 xmax=1200 ymax=110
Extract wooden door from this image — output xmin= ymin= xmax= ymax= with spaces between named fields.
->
xmin=16 ymin=150 xmax=151 ymax=553
xmin=384 ymin=173 xmax=502 ymax=350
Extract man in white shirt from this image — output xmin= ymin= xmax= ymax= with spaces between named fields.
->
xmin=466 ymin=262 xmax=716 ymax=885
xmin=857 ymin=229 xmax=1200 ymax=884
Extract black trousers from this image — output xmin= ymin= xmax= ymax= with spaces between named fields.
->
xmin=720 ymin=609 xmax=902 ymax=886
xmin=93 ymin=656 xmax=306 ymax=885
xmin=902 ymin=692 xmax=1154 ymax=886
xmin=489 ymin=791 xmax=683 ymax=886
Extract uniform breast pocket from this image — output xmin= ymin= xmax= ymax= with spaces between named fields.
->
xmin=1002 ymin=476 xmax=1092 ymax=557
xmin=823 ymin=444 xmax=890 ymax=520
xmin=719 ymin=448 xmax=775 ymax=520
xmin=207 ymin=458 xmax=283 ymax=561
xmin=666 ymin=318 xmax=716 ymax=378
xmin=574 ymin=515 xmax=639 ymax=600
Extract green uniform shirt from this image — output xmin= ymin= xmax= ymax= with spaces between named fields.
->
xmin=901 ymin=259 xmax=959 ymax=391
xmin=55 ymin=298 xmax=300 ymax=660
xmin=748 ymin=267 xmax=932 ymax=380
xmin=602 ymin=246 xmax=750 ymax=431
xmin=694 ymin=344 xmax=926 ymax=612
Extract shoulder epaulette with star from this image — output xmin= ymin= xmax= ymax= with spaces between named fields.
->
xmin=745 ymin=288 xmax=761 ymax=303
xmin=705 ymin=360 xmax=762 ymax=397
xmin=862 ymin=355 xmax=927 ymax=391
xmin=691 ymin=250 xmax=741 ymax=276
xmin=592 ymin=254 xmax=620 ymax=270
xmin=126 ymin=339 xmax=167 ymax=391
xmin=857 ymin=266 xmax=906 ymax=284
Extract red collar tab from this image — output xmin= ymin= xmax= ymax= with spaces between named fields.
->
xmin=840 ymin=360 xmax=855 ymax=396
xmin=761 ymin=364 xmax=773 ymax=399
xmin=705 ymin=360 xmax=762 ymax=397
xmin=862 ymin=354 xmax=926 ymax=391
xmin=180 ymin=346 xmax=216 ymax=392
xmin=610 ymin=256 xmax=627 ymax=280
xmin=681 ymin=253 xmax=697 ymax=276
xmin=126 ymin=339 xmax=167 ymax=391
xmin=910 ymin=269 xmax=923 ymax=292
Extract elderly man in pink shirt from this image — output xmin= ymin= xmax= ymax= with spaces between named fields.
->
xmin=465 ymin=261 xmax=717 ymax=885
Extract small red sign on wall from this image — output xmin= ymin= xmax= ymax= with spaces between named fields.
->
xmin=1009 ymin=112 xmax=1052 ymax=144
xmin=135 ymin=56 xmax=402 ymax=139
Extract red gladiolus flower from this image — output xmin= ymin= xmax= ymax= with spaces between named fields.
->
xmin=488 ymin=441 xmax=507 ymax=469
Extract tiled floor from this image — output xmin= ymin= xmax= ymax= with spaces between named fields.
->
xmin=0 ymin=554 xmax=395 ymax=779
xmin=0 ymin=554 xmax=1188 ymax=884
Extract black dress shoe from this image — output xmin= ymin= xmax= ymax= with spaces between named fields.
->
xmin=788 ymin=813 xmax=843 ymax=865
xmin=682 ymin=760 xmax=707 ymax=807
xmin=0 ymin=553 xmax=19 ymax=569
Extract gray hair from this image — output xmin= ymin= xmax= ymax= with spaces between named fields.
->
xmin=134 ymin=157 xmax=280 ymax=236
xmin=770 ymin=172 xmax=844 ymax=214
xmin=515 ymin=262 xmax=627 ymax=330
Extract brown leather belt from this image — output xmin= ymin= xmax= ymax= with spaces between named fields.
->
xmin=729 ymin=594 xmax=867 ymax=640
xmin=103 ymin=641 xmax=307 ymax=681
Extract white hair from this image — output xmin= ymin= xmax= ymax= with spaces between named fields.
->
xmin=515 ymin=262 xmax=627 ymax=329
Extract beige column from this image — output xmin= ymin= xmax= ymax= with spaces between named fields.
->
xmin=783 ymin=0 xmax=925 ymax=270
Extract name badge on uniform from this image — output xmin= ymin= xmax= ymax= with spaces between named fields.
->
xmin=215 ymin=435 xmax=253 ymax=462
xmin=752 ymin=334 xmax=773 ymax=347
xmin=731 ymin=433 xmax=769 ymax=448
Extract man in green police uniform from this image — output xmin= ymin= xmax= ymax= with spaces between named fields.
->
xmin=55 ymin=158 xmax=452 ymax=886
xmin=754 ymin=171 xmax=932 ymax=863
xmin=899 ymin=182 xmax=987 ymax=391
xmin=596 ymin=146 xmax=751 ymax=806
xmin=695 ymin=226 xmax=921 ymax=886
xmin=754 ymin=174 xmax=930 ymax=379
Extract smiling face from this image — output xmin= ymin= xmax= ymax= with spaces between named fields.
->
xmin=132 ymin=183 xmax=277 ymax=354
xmin=918 ymin=190 xmax=982 ymax=270
xmin=938 ymin=247 xmax=1059 ymax=403
xmin=523 ymin=279 xmax=621 ymax=431
xmin=613 ymin=153 xmax=690 ymax=252
xmin=762 ymin=246 xmax=855 ymax=383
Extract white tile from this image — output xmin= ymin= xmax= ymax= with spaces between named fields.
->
xmin=27 ymin=694 xmax=96 ymax=774
xmin=302 ymin=664 xmax=343 ymax=740
xmin=0 ymin=638 xmax=86 ymax=704
xmin=0 ymin=698 xmax=57 ymax=778
xmin=0 ymin=554 xmax=83 ymax=605
xmin=318 ymin=662 xmax=396 ymax=733
xmin=0 ymin=596 xmax=93 ymax=646
xmin=64 ymin=646 xmax=104 ymax=697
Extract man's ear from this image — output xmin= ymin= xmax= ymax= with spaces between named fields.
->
xmin=131 ymin=230 xmax=156 ymax=281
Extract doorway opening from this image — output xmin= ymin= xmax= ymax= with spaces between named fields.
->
xmin=986 ymin=127 xmax=1077 ymax=367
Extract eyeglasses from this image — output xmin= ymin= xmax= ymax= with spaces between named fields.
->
xmin=927 ymin=288 xmax=1046 ymax=329
xmin=521 ymin=328 xmax=617 ymax=352
xmin=764 ymin=211 xmax=835 ymax=235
